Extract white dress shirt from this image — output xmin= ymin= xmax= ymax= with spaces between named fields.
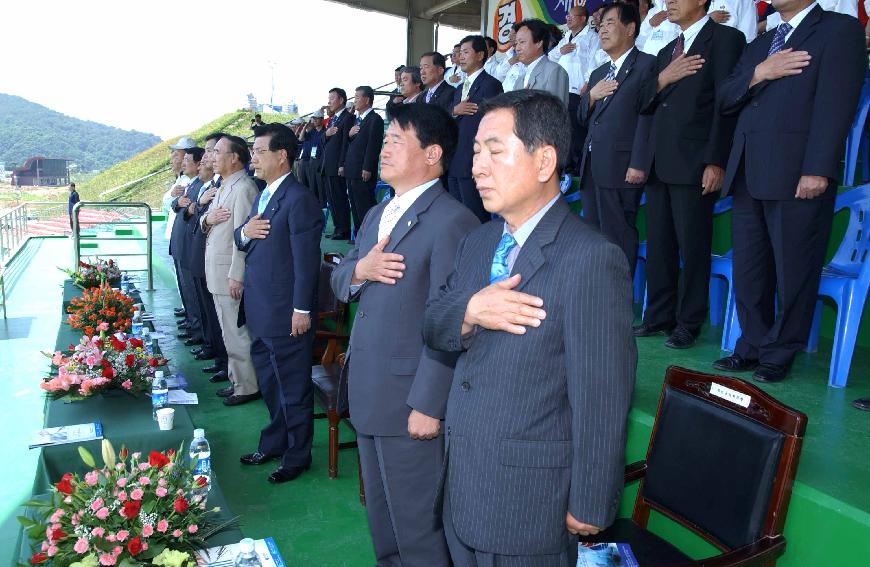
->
xmin=461 ymin=67 xmax=485 ymax=99
xmin=496 ymin=47 xmax=523 ymax=84
xmin=356 ymin=107 xmax=373 ymax=122
xmin=708 ymin=0 xmax=758 ymax=41
xmin=682 ymin=15 xmax=712 ymax=53
xmin=502 ymin=194 xmax=561 ymax=272
xmin=768 ymin=1 xmax=821 ymax=39
xmin=484 ymin=55 xmax=500 ymax=78
xmin=638 ymin=4 xmax=683 ymax=56
xmin=523 ymin=54 xmax=547 ymax=88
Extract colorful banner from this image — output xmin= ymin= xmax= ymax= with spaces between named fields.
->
xmin=488 ymin=0 xmax=608 ymax=52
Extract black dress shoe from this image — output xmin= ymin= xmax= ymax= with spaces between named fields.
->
xmin=240 ymin=451 xmax=279 ymax=466
xmin=712 ymin=354 xmax=759 ymax=373
xmin=268 ymin=464 xmax=311 ymax=484
xmin=216 ymin=386 xmax=234 ymax=397
xmin=329 ymin=231 xmax=350 ymax=240
xmin=177 ymin=332 xmax=192 ymax=340
xmin=184 ymin=337 xmax=204 ymax=347
xmin=209 ymin=371 xmax=229 ymax=383
xmin=224 ymin=392 xmax=262 ymax=406
xmin=665 ymin=326 xmax=696 ymax=350
xmin=202 ymin=363 xmax=222 ymax=373
xmin=177 ymin=322 xmax=190 ymax=330
xmin=194 ymin=351 xmax=215 ymax=361
xmin=174 ymin=308 xmax=186 ymax=317
xmin=852 ymin=397 xmax=870 ymax=411
xmin=753 ymin=363 xmax=790 ymax=383
xmin=633 ymin=322 xmax=675 ymax=337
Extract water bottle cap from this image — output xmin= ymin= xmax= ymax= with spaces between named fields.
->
xmin=154 ymin=370 xmax=164 ymax=379
xmin=193 ymin=428 xmax=205 ymax=439
xmin=142 ymin=327 xmax=149 ymax=335
xmin=239 ymin=538 xmax=255 ymax=553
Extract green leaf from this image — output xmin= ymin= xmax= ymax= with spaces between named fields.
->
xmin=16 ymin=515 xmax=35 ymax=527
xmin=78 ymin=446 xmax=96 ymax=468
xmin=21 ymin=499 xmax=50 ymax=508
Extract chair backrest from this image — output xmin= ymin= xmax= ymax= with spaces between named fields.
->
xmin=317 ymin=253 xmax=345 ymax=316
xmin=633 ymin=366 xmax=807 ymax=552
xmin=829 ymin=185 xmax=870 ymax=285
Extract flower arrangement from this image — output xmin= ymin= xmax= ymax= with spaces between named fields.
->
xmin=63 ymin=259 xmax=123 ymax=289
xmin=67 ymin=284 xmax=134 ymax=335
xmin=42 ymin=324 xmax=167 ymax=400
xmin=19 ymin=440 xmax=237 ymax=566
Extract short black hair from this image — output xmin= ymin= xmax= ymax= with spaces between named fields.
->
xmin=222 ymin=135 xmax=251 ymax=166
xmin=69 ymin=182 xmax=76 ymax=188
xmin=402 ymin=66 xmax=424 ymax=88
xmin=460 ymin=35 xmax=489 ymax=62
xmin=511 ymin=21 xmax=523 ymax=32
xmin=254 ymin=113 xmax=262 ymax=119
xmin=395 ymin=65 xmax=405 ymax=72
xmin=355 ymin=85 xmax=375 ymax=105
xmin=517 ymin=19 xmax=553 ymax=52
xmin=329 ymin=87 xmax=347 ymax=104
xmin=421 ymin=51 xmax=446 ymax=69
xmin=253 ymin=123 xmax=299 ymax=163
xmin=601 ymin=1 xmax=641 ymax=38
xmin=389 ymin=103 xmax=458 ymax=173
xmin=453 ymin=43 xmax=461 ymax=48
xmin=480 ymin=90 xmax=570 ymax=175
xmin=184 ymin=147 xmax=205 ymax=162
xmin=572 ymin=5 xmax=589 ymax=18
xmin=205 ymin=131 xmax=226 ymax=143
xmin=484 ymin=36 xmax=497 ymax=53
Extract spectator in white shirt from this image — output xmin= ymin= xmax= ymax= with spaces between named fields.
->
xmin=766 ymin=0 xmax=858 ymax=31
xmin=496 ymin=24 xmax=526 ymax=89
xmin=444 ymin=44 xmax=466 ymax=88
xmin=637 ymin=1 xmax=682 ymax=55
xmin=484 ymin=36 xmax=501 ymax=78
xmin=707 ymin=0 xmax=758 ymax=41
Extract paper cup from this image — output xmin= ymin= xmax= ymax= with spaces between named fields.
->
xmin=156 ymin=408 xmax=175 ymax=431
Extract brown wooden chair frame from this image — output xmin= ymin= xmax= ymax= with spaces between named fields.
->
xmin=620 ymin=366 xmax=807 ymax=567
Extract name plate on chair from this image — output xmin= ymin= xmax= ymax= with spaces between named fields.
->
xmin=710 ymin=383 xmax=751 ymax=408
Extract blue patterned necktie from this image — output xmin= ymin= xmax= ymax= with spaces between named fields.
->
xmin=768 ymin=23 xmax=792 ymax=56
xmin=490 ymin=233 xmax=518 ymax=284
xmin=603 ymin=63 xmax=617 ymax=102
xmin=356 ymin=116 xmax=362 ymax=126
xmin=257 ymin=187 xmax=272 ymax=215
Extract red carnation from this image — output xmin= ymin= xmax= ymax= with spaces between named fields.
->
xmin=30 ymin=552 xmax=47 ymax=564
xmin=125 ymin=354 xmax=135 ymax=367
xmin=51 ymin=528 xmax=66 ymax=541
xmin=127 ymin=535 xmax=144 ymax=556
xmin=55 ymin=473 xmax=73 ymax=495
xmin=129 ymin=338 xmax=143 ymax=349
xmin=121 ymin=499 xmax=141 ymax=520
xmin=120 ymin=446 xmax=128 ymax=459
xmin=148 ymin=451 xmax=170 ymax=469
xmin=149 ymin=358 xmax=159 ymax=367
xmin=173 ymin=496 xmax=189 ymax=513
xmin=67 ymin=344 xmax=75 ymax=351
xmin=196 ymin=475 xmax=208 ymax=487
xmin=111 ymin=337 xmax=126 ymax=352
xmin=102 ymin=366 xmax=114 ymax=378
xmin=167 ymin=448 xmax=175 ymax=457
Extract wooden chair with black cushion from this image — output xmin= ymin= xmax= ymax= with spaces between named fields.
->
xmin=584 ymin=365 xmax=807 ymax=567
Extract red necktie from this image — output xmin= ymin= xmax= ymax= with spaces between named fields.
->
xmin=671 ymin=34 xmax=685 ymax=61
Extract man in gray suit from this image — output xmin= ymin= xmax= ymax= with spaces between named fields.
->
xmin=331 ymin=103 xmax=479 ymax=566
xmin=424 ymin=90 xmax=636 ymax=565
xmin=515 ymin=18 xmax=570 ymax=108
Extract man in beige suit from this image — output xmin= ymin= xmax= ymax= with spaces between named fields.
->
xmin=200 ymin=134 xmax=261 ymax=406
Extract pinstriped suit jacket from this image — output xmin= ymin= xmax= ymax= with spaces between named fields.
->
xmin=424 ymin=197 xmax=636 ymax=555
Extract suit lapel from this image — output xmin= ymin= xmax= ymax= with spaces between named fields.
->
xmin=384 ymin=183 xmax=445 ymax=253
xmin=527 ymin=60 xmax=543 ymax=89
xmin=510 ymin=198 xmax=569 ymax=292
xmin=687 ymin=19 xmax=714 ymax=57
xmin=468 ymin=71 xmax=486 ymax=101
xmin=596 ymin=49 xmax=638 ymax=117
xmin=784 ymin=5 xmax=822 ymax=50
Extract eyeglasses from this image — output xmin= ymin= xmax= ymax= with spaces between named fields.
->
xmin=251 ymin=148 xmax=274 ymax=155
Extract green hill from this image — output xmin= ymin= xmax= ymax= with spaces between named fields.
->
xmin=0 ymin=93 xmax=161 ymax=172
xmin=79 ymin=110 xmax=293 ymax=206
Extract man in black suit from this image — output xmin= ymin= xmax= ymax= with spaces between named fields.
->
xmin=635 ymin=0 xmax=745 ymax=349
xmin=448 ymin=34 xmax=504 ymax=223
xmin=425 ymin=90 xmax=635 ymax=565
xmin=320 ymin=87 xmax=353 ymax=240
xmin=419 ymin=51 xmax=455 ymax=113
xmin=712 ymin=0 xmax=865 ymax=382
xmin=579 ymin=2 xmax=655 ymax=271
xmin=340 ymin=86 xmax=385 ymax=233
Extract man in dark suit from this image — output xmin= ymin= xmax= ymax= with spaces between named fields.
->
xmin=172 ymin=149 xmax=205 ymax=347
xmin=635 ymin=0 xmax=745 ymax=349
xmin=579 ymin=2 xmax=655 ymax=271
xmin=424 ymin=90 xmax=636 ymax=566
xmin=321 ymin=87 xmax=353 ymax=240
xmin=332 ymin=103 xmax=479 ymax=567
xmin=303 ymin=111 xmax=327 ymax=210
xmin=448 ymin=34 xmax=504 ymax=223
xmin=234 ymin=123 xmax=324 ymax=483
xmin=419 ymin=51 xmax=456 ymax=113
xmin=340 ymin=86 xmax=384 ymax=232
xmin=712 ymin=0 xmax=865 ymax=382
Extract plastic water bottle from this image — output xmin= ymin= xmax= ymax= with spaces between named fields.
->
xmin=131 ymin=309 xmax=143 ymax=337
xmin=234 ymin=538 xmax=261 ymax=566
xmin=189 ymin=429 xmax=212 ymax=500
xmin=142 ymin=328 xmax=153 ymax=354
xmin=151 ymin=370 xmax=168 ymax=420
xmin=120 ymin=274 xmax=129 ymax=295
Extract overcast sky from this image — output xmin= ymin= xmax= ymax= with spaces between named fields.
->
xmin=1 ymin=0 xmax=469 ymax=139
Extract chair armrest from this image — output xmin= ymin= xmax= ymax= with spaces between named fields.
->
xmin=624 ymin=460 xmax=647 ymax=484
xmin=316 ymin=330 xmax=350 ymax=341
xmin=680 ymin=536 xmax=786 ymax=567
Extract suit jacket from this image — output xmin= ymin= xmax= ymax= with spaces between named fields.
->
xmin=640 ymin=20 xmax=745 ymax=185
xmin=579 ymin=48 xmax=656 ymax=189
xmin=719 ymin=7 xmax=866 ymax=199
xmin=201 ymin=169 xmax=257 ymax=296
xmin=331 ymin=182 xmax=479 ymax=436
xmin=419 ymin=81 xmax=457 ymax=113
xmin=525 ymin=56 xmax=570 ymax=108
xmin=169 ymin=178 xmax=202 ymax=258
xmin=340 ymin=109 xmax=385 ymax=179
xmin=178 ymin=178 xmax=208 ymax=271
xmin=448 ymin=71 xmax=504 ymax=179
xmin=234 ymin=174 xmax=323 ymax=338
xmin=423 ymin=198 xmax=636 ymax=554
xmin=321 ymin=109 xmax=353 ymax=176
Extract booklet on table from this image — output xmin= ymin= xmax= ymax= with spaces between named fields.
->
xmin=577 ymin=543 xmax=638 ymax=567
xmin=196 ymin=537 xmax=285 ymax=566
xmin=29 ymin=422 xmax=103 ymax=449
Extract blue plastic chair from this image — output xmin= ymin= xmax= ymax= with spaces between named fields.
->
xmin=803 ymin=185 xmax=870 ymax=387
xmin=843 ymin=72 xmax=870 ymax=186
xmin=706 ymin=196 xmax=734 ymax=327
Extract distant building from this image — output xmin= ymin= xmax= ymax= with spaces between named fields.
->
xmin=11 ymin=156 xmax=71 ymax=186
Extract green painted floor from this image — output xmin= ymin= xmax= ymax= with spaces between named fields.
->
xmin=2 ymin=221 xmax=869 ymax=566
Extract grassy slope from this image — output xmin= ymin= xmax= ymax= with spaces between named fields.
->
xmin=78 ymin=111 xmax=293 ymax=206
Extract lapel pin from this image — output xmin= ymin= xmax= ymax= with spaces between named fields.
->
xmin=407 ymin=220 xmax=412 ymax=227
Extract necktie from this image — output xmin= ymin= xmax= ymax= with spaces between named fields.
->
xmin=426 ymin=89 xmax=433 ymax=103
xmin=378 ymin=199 xmax=403 ymax=241
xmin=490 ymin=232 xmax=518 ymax=284
xmin=356 ymin=116 xmax=363 ymax=126
xmin=257 ymin=187 xmax=272 ymax=215
xmin=671 ymin=34 xmax=685 ymax=61
xmin=767 ymin=23 xmax=793 ymax=56
xmin=461 ymin=79 xmax=472 ymax=102
xmin=214 ymin=176 xmax=222 ymax=188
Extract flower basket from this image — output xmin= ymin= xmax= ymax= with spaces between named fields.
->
xmin=67 ymin=285 xmax=134 ymax=336
xmin=62 ymin=259 xmax=123 ymax=290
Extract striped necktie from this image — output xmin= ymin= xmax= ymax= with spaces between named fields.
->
xmin=461 ymin=78 xmax=472 ymax=101
xmin=490 ymin=232 xmax=518 ymax=284
xmin=767 ymin=23 xmax=793 ymax=56
xmin=671 ymin=34 xmax=685 ymax=61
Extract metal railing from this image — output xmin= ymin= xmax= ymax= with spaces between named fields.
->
xmin=0 ymin=204 xmax=29 ymax=267
xmin=72 ymin=202 xmax=154 ymax=290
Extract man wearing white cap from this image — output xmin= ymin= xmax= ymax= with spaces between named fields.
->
xmin=303 ymin=111 xmax=327 ymax=209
